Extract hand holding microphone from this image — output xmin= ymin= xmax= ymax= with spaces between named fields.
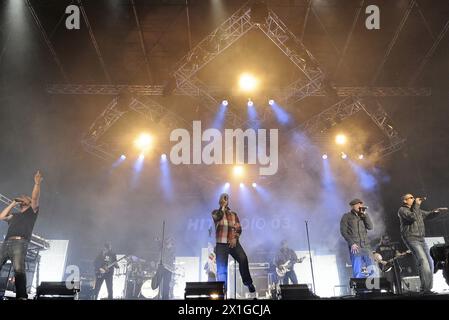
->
xmin=358 ymin=206 xmax=368 ymax=217
xmin=415 ymin=196 xmax=427 ymax=205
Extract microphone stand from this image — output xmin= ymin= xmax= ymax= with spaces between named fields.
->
xmin=158 ymin=221 xmax=166 ymax=300
xmin=305 ymin=220 xmax=316 ymax=294
xmin=234 ymin=257 xmax=237 ymax=299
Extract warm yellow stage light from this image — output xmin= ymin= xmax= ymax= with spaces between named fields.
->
xmin=134 ymin=133 xmax=153 ymax=151
xmin=238 ymin=73 xmax=258 ymax=92
xmin=233 ymin=165 xmax=244 ymax=177
xmin=335 ymin=134 xmax=347 ymax=145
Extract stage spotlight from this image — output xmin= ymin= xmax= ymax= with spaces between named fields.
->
xmin=268 ymin=99 xmax=274 ymax=106
xmin=233 ymin=165 xmax=244 ymax=177
xmin=252 ymin=182 xmax=257 ymax=188
xmin=120 ymin=155 xmax=126 ymax=160
xmin=322 ymin=154 xmax=328 ymax=160
xmin=134 ymin=133 xmax=154 ymax=152
xmin=358 ymin=154 xmax=364 ymax=160
xmin=239 ymin=183 xmax=244 ymax=188
xmin=161 ymin=154 xmax=167 ymax=161
xmin=239 ymin=73 xmax=258 ymax=92
xmin=335 ymin=134 xmax=347 ymax=145
xmin=138 ymin=153 xmax=145 ymax=160
xmin=247 ymin=99 xmax=254 ymax=107
xmin=222 ymin=100 xmax=228 ymax=106
xmin=341 ymin=152 xmax=347 ymax=160
xmin=224 ymin=182 xmax=230 ymax=188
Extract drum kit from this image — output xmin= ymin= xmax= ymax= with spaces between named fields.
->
xmin=123 ymin=257 xmax=185 ymax=299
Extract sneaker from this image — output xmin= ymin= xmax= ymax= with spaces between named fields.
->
xmin=247 ymin=284 xmax=256 ymax=293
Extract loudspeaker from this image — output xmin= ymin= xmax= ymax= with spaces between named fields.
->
xmin=36 ymin=281 xmax=80 ymax=300
xmin=349 ymin=277 xmax=392 ymax=294
xmin=401 ymin=276 xmax=421 ymax=293
xmin=280 ymin=284 xmax=318 ymax=300
xmin=184 ymin=282 xmax=225 ymax=300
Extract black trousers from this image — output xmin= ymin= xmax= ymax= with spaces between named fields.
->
xmin=216 ymin=242 xmax=253 ymax=288
xmin=94 ymin=272 xmax=113 ymax=299
xmin=0 ymin=239 xmax=28 ymax=299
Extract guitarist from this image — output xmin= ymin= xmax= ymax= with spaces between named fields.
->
xmin=93 ymin=243 xmax=118 ymax=300
xmin=373 ymin=235 xmax=400 ymax=289
xmin=274 ymin=240 xmax=303 ymax=284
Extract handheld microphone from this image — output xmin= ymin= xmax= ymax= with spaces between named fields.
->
xmin=416 ymin=196 xmax=427 ymax=201
xmin=13 ymin=198 xmax=24 ymax=203
xmin=360 ymin=206 xmax=368 ymax=210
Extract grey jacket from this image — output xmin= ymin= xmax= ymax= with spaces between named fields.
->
xmin=398 ymin=203 xmax=434 ymax=240
xmin=340 ymin=210 xmax=373 ymax=249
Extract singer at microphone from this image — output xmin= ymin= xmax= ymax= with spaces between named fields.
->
xmin=340 ymin=198 xmax=375 ymax=279
xmin=398 ymin=193 xmax=448 ymax=293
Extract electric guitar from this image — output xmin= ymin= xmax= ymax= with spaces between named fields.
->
xmin=375 ymin=250 xmax=411 ymax=272
xmin=276 ymin=256 xmax=306 ymax=278
xmin=96 ymin=255 xmax=129 ymax=276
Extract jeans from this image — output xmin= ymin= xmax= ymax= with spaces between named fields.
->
xmin=0 ymin=239 xmax=28 ymax=299
xmin=350 ymin=249 xmax=375 ymax=278
xmin=282 ymin=270 xmax=298 ymax=285
xmin=403 ymin=238 xmax=433 ymax=292
xmin=94 ymin=272 xmax=113 ymax=299
xmin=216 ymin=242 xmax=253 ymax=289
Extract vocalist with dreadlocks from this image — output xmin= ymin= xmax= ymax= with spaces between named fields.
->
xmin=212 ymin=193 xmax=256 ymax=296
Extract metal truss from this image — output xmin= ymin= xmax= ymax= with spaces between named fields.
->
xmin=360 ymin=100 xmax=407 ymax=158
xmin=128 ymin=96 xmax=189 ymax=130
xmin=77 ymin=2 xmax=410 ymax=161
xmin=169 ymin=3 xmax=256 ymax=127
xmin=81 ymin=97 xmax=126 ymax=160
xmin=298 ymin=96 xmax=363 ymax=137
xmin=47 ymin=84 xmax=431 ymax=97
xmin=82 ymin=98 xmax=126 ymax=144
xmin=371 ymin=138 xmax=407 ymax=159
xmin=259 ymin=10 xmax=323 ymax=81
xmin=359 ymin=100 xmax=402 ymax=141
xmin=258 ymin=10 xmax=324 ymax=104
xmin=81 ymin=96 xmax=190 ymax=161
xmin=294 ymin=97 xmax=406 ymax=158
xmin=172 ymin=4 xmax=254 ymax=87
xmin=0 ymin=193 xmax=13 ymax=206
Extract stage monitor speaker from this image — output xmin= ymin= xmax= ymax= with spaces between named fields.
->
xmin=349 ymin=277 xmax=392 ymax=294
xmin=280 ymin=284 xmax=318 ymax=300
xmin=401 ymin=276 xmax=421 ymax=293
xmin=36 ymin=281 xmax=80 ymax=300
xmin=185 ymin=282 xmax=225 ymax=300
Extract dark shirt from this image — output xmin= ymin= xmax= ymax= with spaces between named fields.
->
xmin=94 ymin=250 xmax=118 ymax=275
xmin=340 ymin=210 xmax=373 ymax=249
xmin=275 ymin=248 xmax=298 ymax=269
xmin=375 ymin=244 xmax=397 ymax=262
xmin=5 ymin=206 xmax=39 ymax=240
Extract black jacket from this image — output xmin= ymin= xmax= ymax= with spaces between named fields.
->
xmin=398 ymin=203 xmax=434 ymax=240
xmin=340 ymin=210 xmax=373 ymax=249
xmin=94 ymin=250 xmax=117 ymax=275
